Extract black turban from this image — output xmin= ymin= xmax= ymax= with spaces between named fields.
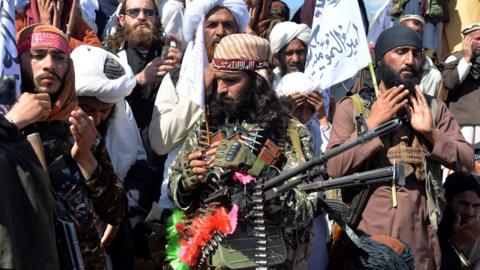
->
xmin=444 ymin=172 xmax=480 ymax=201
xmin=374 ymin=24 xmax=422 ymax=60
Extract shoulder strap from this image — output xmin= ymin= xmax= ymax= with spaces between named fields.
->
xmin=287 ymin=119 xmax=306 ymax=163
xmin=426 ymin=95 xmax=438 ymax=127
xmin=341 ymin=94 xmax=367 ymax=127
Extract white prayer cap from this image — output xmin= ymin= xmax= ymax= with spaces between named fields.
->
xmin=462 ymin=23 xmax=480 ymax=36
xmin=183 ymin=0 xmax=249 ymax=44
xmin=399 ymin=14 xmax=425 ymax=27
xmin=269 ymin=21 xmax=311 ymax=54
xmin=276 ymin=72 xmax=319 ymax=97
xmin=71 ymin=45 xmax=136 ymax=104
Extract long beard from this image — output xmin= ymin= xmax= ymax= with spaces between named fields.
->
xmin=207 ymin=90 xmax=252 ymax=126
xmin=125 ymin=23 xmax=160 ymax=50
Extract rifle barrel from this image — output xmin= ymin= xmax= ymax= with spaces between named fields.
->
xmin=299 ymin=164 xmax=404 ymax=193
xmin=262 ymin=118 xmax=401 ymax=190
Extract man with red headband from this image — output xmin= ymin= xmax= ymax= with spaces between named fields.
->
xmin=5 ymin=24 xmax=126 ymax=269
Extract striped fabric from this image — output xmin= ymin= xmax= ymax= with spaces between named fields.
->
xmin=213 ymin=34 xmax=272 ymax=85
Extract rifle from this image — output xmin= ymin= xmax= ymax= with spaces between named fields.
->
xmin=264 ymin=164 xmax=405 ymax=201
xmin=261 ymin=118 xmax=402 ymax=197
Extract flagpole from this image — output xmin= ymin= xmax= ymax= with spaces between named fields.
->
xmin=368 ymin=63 xmax=380 ymax=98
xmin=66 ymin=0 xmax=78 ymax=40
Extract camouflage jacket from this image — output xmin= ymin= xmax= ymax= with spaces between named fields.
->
xmin=168 ymin=116 xmax=318 ymax=229
xmin=24 ymin=121 xmax=126 ymax=269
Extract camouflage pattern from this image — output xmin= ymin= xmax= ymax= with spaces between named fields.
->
xmin=28 ymin=120 xmax=126 ymax=270
xmin=168 ymin=115 xmax=318 ymax=267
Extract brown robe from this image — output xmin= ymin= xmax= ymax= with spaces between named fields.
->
xmin=326 ymin=97 xmax=474 ymax=270
xmin=440 ymin=51 xmax=480 ymax=126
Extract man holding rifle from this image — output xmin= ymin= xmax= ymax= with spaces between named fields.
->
xmin=327 ymin=25 xmax=474 ymax=269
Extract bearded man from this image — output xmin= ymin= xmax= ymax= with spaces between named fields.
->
xmin=6 ymin=24 xmax=126 ymax=269
xmin=105 ymin=0 xmax=182 ymax=134
xmin=440 ymin=23 xmax=480 ymax=145
xmin=327 ymin=25 xmax=474 ymax=269
xmin=148 ymin=0 xmax=248 ymax=210
xmin=168 ymin=34 xmax=317 ymax=269
xmin=268 ymin=21 xmax=311 ymax=88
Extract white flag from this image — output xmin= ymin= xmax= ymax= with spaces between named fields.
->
xmin=365 ymin=0 xmax=393 ymax=43
xmin=175 ymin=17 xmax=208 ymax=108
xmin=305 ymin=0 xmax=371 ymax=90
xmin=0 ymin=0 xmax=21 ymax=114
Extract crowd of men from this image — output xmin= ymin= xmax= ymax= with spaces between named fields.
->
xmin=1 ymin=0 xmax=479 ymax=269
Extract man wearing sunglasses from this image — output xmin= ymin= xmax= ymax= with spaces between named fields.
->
xmin=105 ymin=0 xmax=182 ymax=153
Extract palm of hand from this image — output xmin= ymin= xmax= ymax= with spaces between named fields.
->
xmin=409 ymin=105 xmax=433 ymax=134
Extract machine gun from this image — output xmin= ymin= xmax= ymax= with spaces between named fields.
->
xmin=204 ymin=118 xmax=402 ymax=206
xmin=199 ymin=118 xmax=404 ymax=269
xmin=264 ymin=164 xmax=405 ymax=201
xmin=261 ymin=118 xmax=402 ymax=199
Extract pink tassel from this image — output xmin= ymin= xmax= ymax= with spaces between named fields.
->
xmin=233 ymin=172 xmax=256 ymax=185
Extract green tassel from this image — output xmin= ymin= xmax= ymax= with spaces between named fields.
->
xmin=166 ymin=208 xmax=190 ymax=270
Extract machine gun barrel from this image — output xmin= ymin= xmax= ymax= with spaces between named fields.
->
xmin=264 ymin=164 xmax=404 ymax=201
xmin=300 ymin=164 xmax=405 ymax=192
xmin=262 ymin=118 xmax=402 ymax=191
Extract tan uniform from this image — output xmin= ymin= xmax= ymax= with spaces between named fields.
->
xmin=327 ymin=97 xmax=474 ymax=270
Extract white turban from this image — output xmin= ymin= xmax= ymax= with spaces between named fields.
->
xmin=269 ymin=21 xmax=312 ymax=54
xmin=176 ymin=0 xmax=248 ymax=107
xmin=276 ymin=72 xmax=320 ymax=97
xmin=72 ymin=45 xmax=136 ymax=103
xmin=71 ymin=45 xmax=146 ymax=180
xmin=183 ymin=0 xmax=249 ymax=44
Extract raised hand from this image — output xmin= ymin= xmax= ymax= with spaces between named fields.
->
xmin=69 ymin=109 xmax=98 ymax=179
xmin=52 ymin=0 xmax=63 ymax=29
xmin=451 ymin=214 xmax=480 ymax=249
xmin=135 ymin=57 xmax=176 ymax=86
xmin=306 ymin=91 xmax=326 ymax=120
xmin=279 ymin=92 xmax=306 ymax=111
xmin=163 ymin=34 xmax=182 ymax=68
xmin=365 ymin=85 xmax=409 ymax=129
xmin=462 ymin=35 xmax=474 ymax=63
xmin=37 ymin=0 xmax=54 ymax=25
xmin=406 ymin=85 xmax=435 ymax=143
xmin=5 ymin=92 xmax=51 ymax=129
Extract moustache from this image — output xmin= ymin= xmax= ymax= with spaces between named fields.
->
xmin=212 ymin=36 xmax=222 ymax=46
xmin=134 ymin=22 xmax=153 ymax=29
xmin=35 ymin=72 xmax=61 ymax=82
xmin=399 ymin=66 xmax=418 ymax=76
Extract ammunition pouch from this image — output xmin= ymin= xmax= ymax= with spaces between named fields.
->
xmin=387 ymin=144 xmax=426 ymax=181
xmin=211 ymin=225 xmax=287 ymax=269
xmin=214 ymin=139 xmax=257 ymax=173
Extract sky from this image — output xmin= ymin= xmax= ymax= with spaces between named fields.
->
xmin=283 ymin=0 xmax=304 ymax=14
